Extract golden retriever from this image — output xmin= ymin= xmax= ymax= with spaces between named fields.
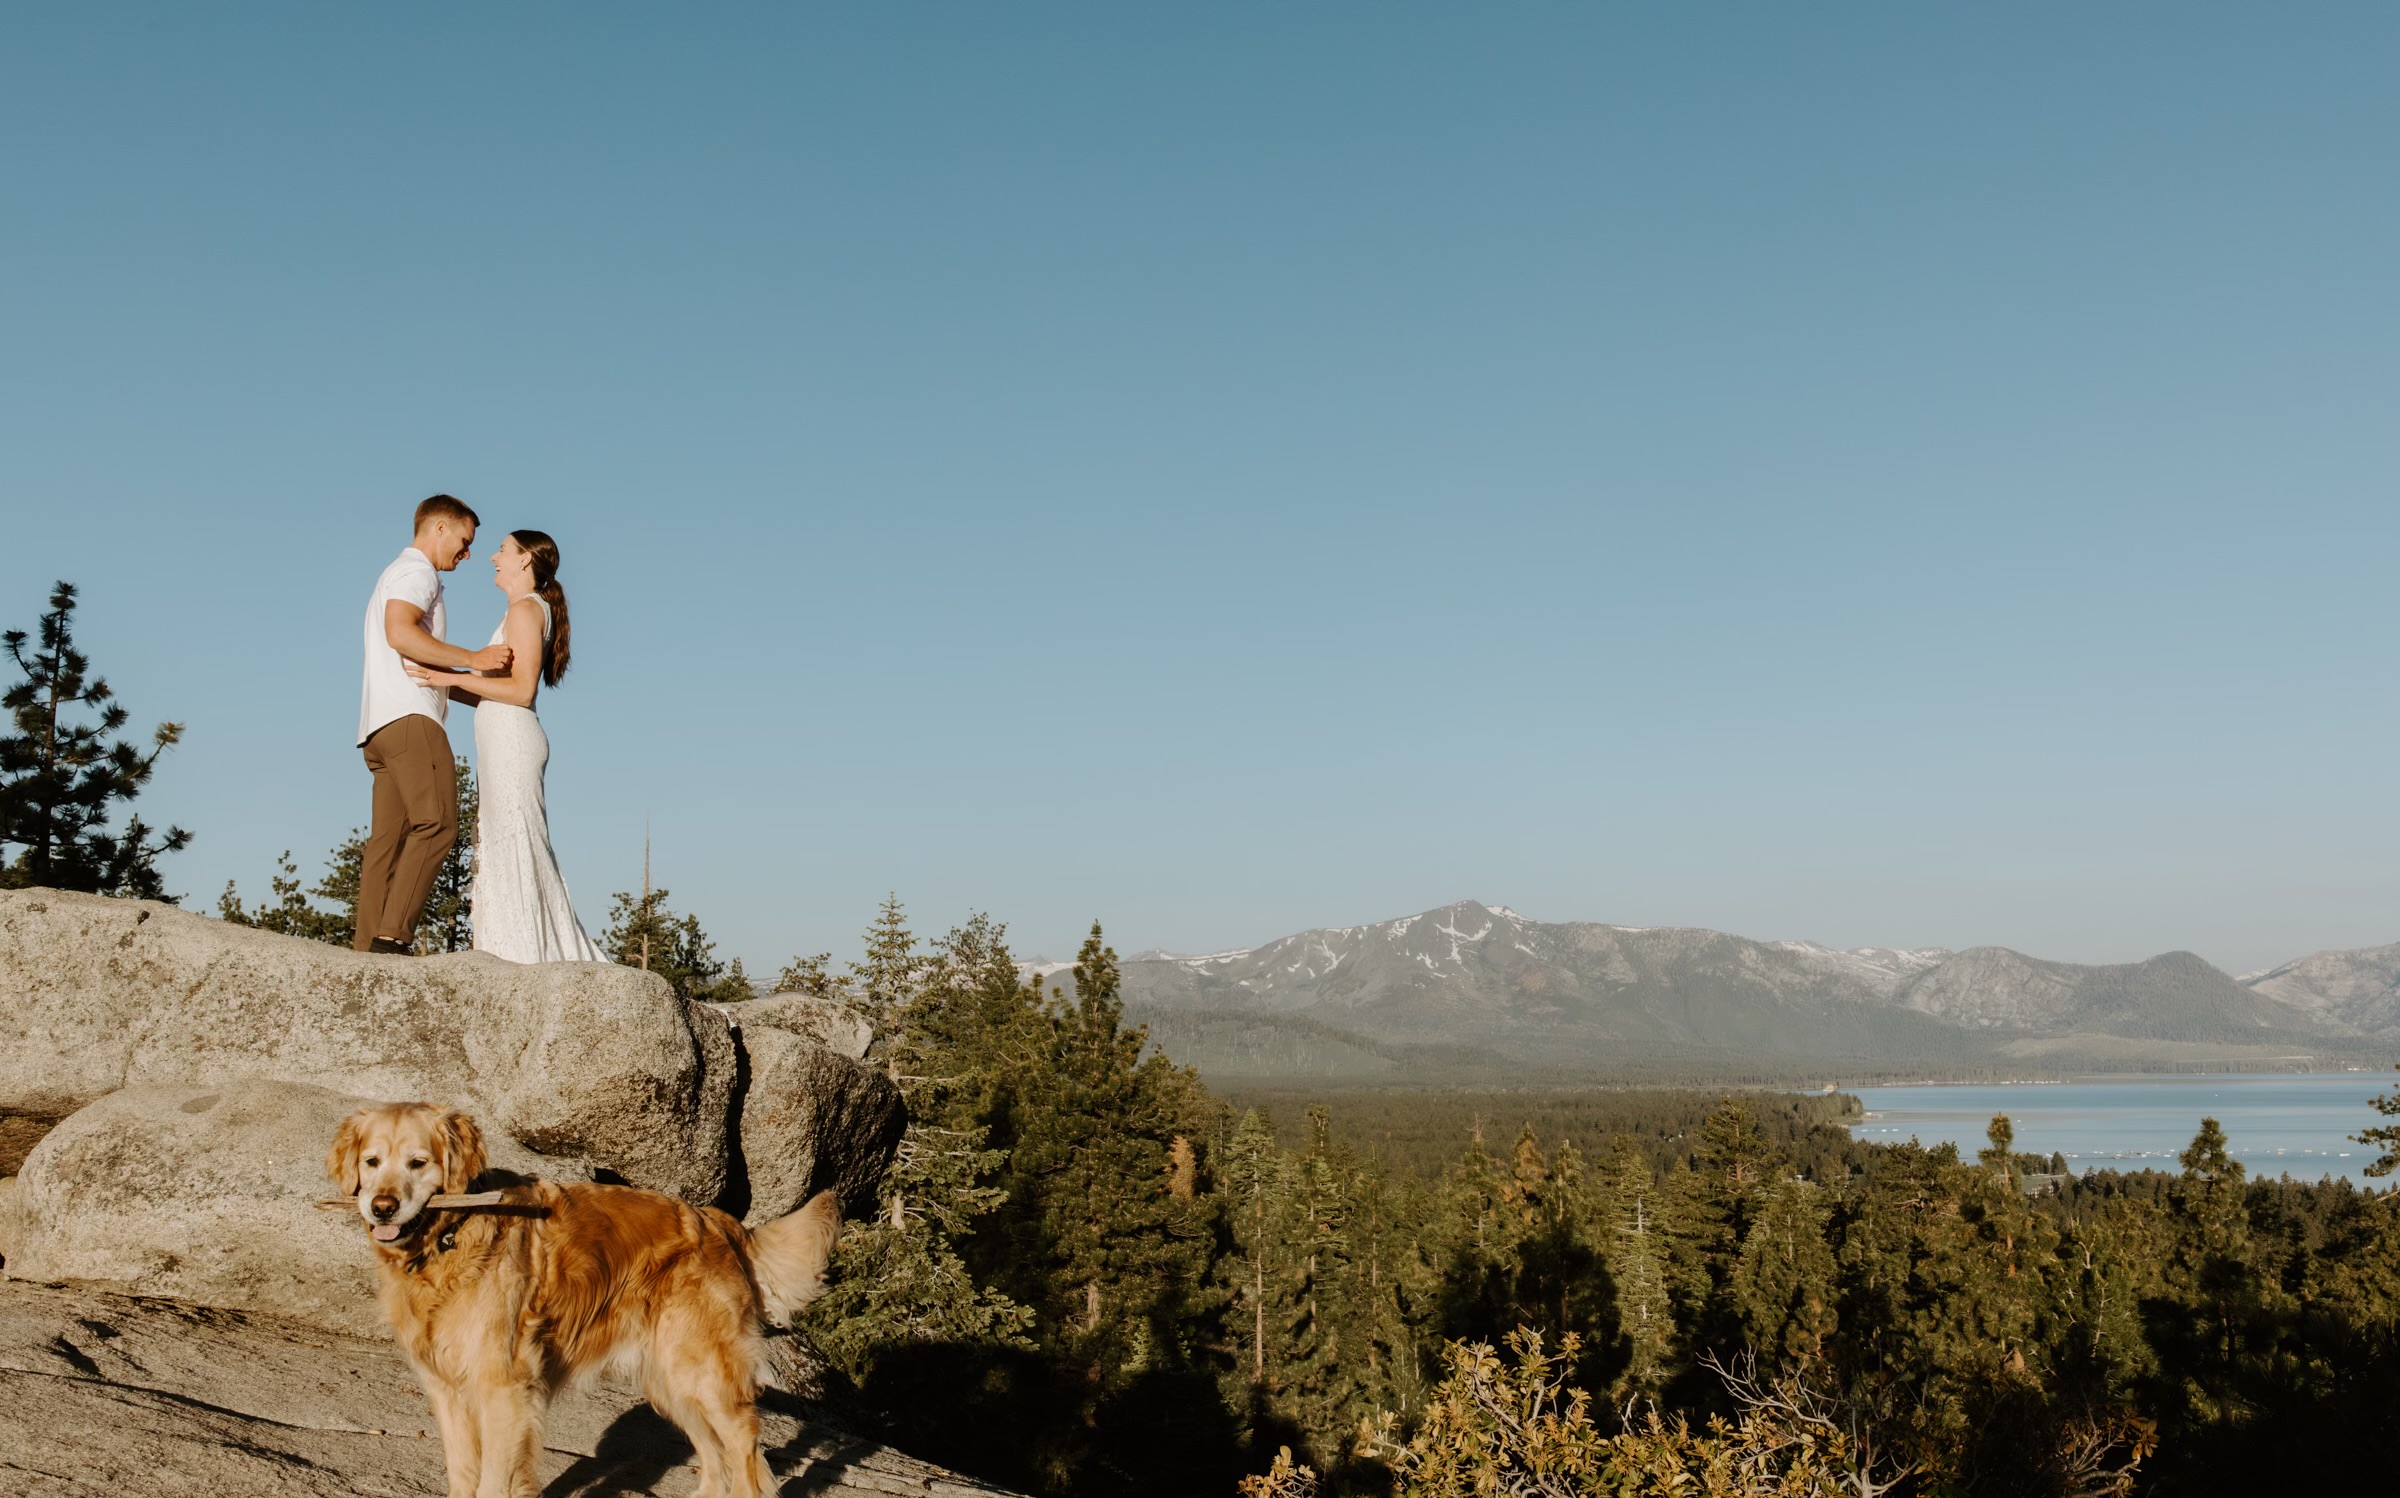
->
xmin=328 ymin=1101 xmax=840 ymax=1498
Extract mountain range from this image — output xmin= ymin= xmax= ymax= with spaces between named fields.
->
xmin=1030 ymin=901 xmax=2400 ymax=1084
xmin=2241 ymin=943 xmax=2400 ymax=1038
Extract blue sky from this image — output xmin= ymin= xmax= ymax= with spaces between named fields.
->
xmin=3 ymin=5 xmax=2391 ymax=976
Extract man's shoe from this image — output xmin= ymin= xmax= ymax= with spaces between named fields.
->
xmin=368 ymin=937 xmax=411 ymax=955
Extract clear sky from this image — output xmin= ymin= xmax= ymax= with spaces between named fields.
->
xmin=3 ymin=5 xmax=2391 ymax=977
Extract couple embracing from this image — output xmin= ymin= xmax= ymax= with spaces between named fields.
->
xmin=355 ymin=494 xmax=602 ymax=964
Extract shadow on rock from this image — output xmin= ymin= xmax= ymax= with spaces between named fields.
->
xmin=543 ymin=1404 xmax=693 ymax=1497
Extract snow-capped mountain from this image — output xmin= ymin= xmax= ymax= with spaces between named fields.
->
xmin=1095 ymin=900 xmax=2377 ymax=1079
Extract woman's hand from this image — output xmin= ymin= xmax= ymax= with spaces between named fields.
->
xmin=405 ymin=661 xmax=458 ymax=687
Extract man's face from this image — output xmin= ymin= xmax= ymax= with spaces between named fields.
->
xmin=425 ymin=520 xmax=476 ymax=571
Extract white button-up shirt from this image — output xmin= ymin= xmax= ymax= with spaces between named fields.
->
xmin=358 ymin=546 xmax=449 ymax=746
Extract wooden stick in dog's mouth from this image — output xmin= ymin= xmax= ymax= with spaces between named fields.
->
xmin=314 ymin=1191 xmax=509 ymax=1211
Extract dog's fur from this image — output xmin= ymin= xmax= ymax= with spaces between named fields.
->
xmin=328 ymin=1102 xmax=840 ymax=1498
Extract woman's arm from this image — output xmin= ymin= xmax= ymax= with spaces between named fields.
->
xmin=410 ymin=599 xmax=544 ymax=708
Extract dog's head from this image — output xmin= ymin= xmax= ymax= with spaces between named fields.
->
xmin=327 ymin=1103 xmax=487 ymax=1246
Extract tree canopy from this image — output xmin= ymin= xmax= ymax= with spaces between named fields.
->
xmin=0 ymin=581 xmax=188 ymax=898
xmin=775 ymin=901 xmax=2400 ymax=1498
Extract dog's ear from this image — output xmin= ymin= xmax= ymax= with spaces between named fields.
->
xmin=436 ymin=1110 xmax=488 ymax=1194
xmin=327 ymin=1110 xmax=366 ymax=1193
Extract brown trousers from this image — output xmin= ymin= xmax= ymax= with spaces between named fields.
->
xmin=356 ymin=715 xmax=458 ymax=951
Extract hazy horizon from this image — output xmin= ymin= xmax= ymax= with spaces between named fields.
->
xmin=1020 ymin=895 xmax=2389 ymax=982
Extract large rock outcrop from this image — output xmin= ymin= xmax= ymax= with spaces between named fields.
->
xmin=699 ymin=992 xmax=903 ymax=1222
xmin=721 ymin=991 xmax=876 ymax=1060
xmin=0 ymin=889 xmax=903 ymax=1219
xmin=0 ymin=889 xmax=735 ymax=1200
xmin=0 ymin=1079 xmax=587 ymax=1337
xmin=724 ymin=1020 xmax=905 ymax=1225
xmin=0 ymin=887 xmax=906 ymax=1333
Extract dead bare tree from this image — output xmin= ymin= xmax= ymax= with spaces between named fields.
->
xmin=1698 ymin=1350 xmax=1915 ymax=1498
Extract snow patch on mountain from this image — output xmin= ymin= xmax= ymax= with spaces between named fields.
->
xmin=1770 ymin=940 xmax=1951 ymax=996
xmin=1124 ymin=947 xmax=1256 ymax=968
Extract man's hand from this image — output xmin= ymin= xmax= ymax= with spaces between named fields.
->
xmin=468 ymin=643 xmax=513 ymax=672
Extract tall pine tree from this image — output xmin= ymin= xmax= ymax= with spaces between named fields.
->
xmin=1604 ymin=1135 xmax=1674 ymax=1399
xmin=602 ymin=884 xmax=752 ymax=1001
xmin=805 ymin=908 xmax=1033 ymax=1387
xmin=0 ymin=581 xmax=188 ymax=897
xmin=972 ymin=920 xmax=1236 ymax=1494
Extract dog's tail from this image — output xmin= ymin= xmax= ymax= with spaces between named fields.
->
xmin=748 ymin=1190 xmax=842 ymax=1326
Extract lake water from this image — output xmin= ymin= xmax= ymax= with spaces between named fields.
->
xmin=1847 ymin=1073 xmax=2400 ymax=1187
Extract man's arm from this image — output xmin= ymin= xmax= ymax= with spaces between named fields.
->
xmin=385 ymin=599 xmax=511 ymax=673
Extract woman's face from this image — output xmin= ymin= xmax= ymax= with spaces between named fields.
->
xmin=492 ymin=536 xmax=533 ymax=592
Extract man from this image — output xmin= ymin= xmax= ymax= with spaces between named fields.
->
xmin=355 ymin=495 xmax=511 ymax=953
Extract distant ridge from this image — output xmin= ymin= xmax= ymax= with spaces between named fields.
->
xmin=2242 ymin=942 xmax=2400 ymax=1038
xmin=1067 ymin=900 xmax=2389 ymax=1083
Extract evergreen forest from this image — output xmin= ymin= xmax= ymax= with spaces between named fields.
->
xmin=767 ymin=904 xmax=2400 ymax=1498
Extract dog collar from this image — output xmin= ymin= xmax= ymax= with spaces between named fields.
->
xmin=398 ymin=1219 xmax=459 ymax=1272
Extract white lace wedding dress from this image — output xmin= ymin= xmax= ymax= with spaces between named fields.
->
xmin=470 ymin=596 xmax=604 ymax=964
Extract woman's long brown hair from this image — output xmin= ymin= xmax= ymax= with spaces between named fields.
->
xmin=509 ymin=529 xmax=572 ymax=686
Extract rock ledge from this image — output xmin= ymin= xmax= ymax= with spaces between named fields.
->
xmin=0 ymin=1277 xmax=1022 ymax=1497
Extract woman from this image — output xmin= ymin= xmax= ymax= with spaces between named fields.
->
xmin=412 ymin=530 xmax=604 ymax=964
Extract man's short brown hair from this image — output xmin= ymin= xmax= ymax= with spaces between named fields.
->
xmin=414 ymin=494 xmax=480 ymax=531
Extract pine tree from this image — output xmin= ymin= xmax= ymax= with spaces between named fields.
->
xmin=1980 ymin=1112 xmax=2018 ymax=1178
xmin=2155 ymin=1117 xmax=2274 ymax=1428
xmin=602 ymin=885 xmax=751 ymax=1000
xmin=0 ymin=581 xmax=189 ymax=898
xmin=2058 ymin=1188 xmax=2169 ymax=1387
xmin=1346 ymin=1154 xmax=1436 ymax=1430
xmin=1604 ymin=1136 xmax=1674 ymax=1399
xmin=1462 ymin=1126 xmax=1617 ymax=1392
xmin=805 ymin=909 xmax=1032 ymax=1380
xmin=1217 ymin=1104 xmax=1440 ymax=1473
xmin=2173 ymin=1118 xmax=2250 ymax=1279
xmin=969 ymin=919 xmax=1235 ymax=1492
xmin=1958 ymin=1114 xmax=2057 ymax=1385
xmin=1667 ymin=1098 xmax=1785 ymax=1381
xmin=1502 ymin=1125 xmax=1548 ymax=1235
xmin=1435 ymin=1124 xmax=1508 ymax=1271
xmin=219 ymin=828 xmax=365 ymax=946
xmin=1279 ymin=1107 xmax=1361 ymax=1442
xmin=218 ymin=850 xmax=348 ymax=943
xmin=224 ymin=770 xmax=468 ymax=952
xmin=851 ymin=893 xmax=926 ymax=1014
xmin=773 ymin=950 xmax=839 ymax=997
xmin=315 ymin=828 xmax=365 ymax=933
xmin=2354 ymin=1063 xmax=2400 ymax=1177
xmin=1825 ymin=1140 xmax=1977 ymax=1466
xmin=990 ymin=922 xmax=1219 ymax=1360
xmin=1733 ymin=1178 xmax=1839 ymax=1373
xmin=1223 ymin=1108 xmax=1291 ymax=1392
